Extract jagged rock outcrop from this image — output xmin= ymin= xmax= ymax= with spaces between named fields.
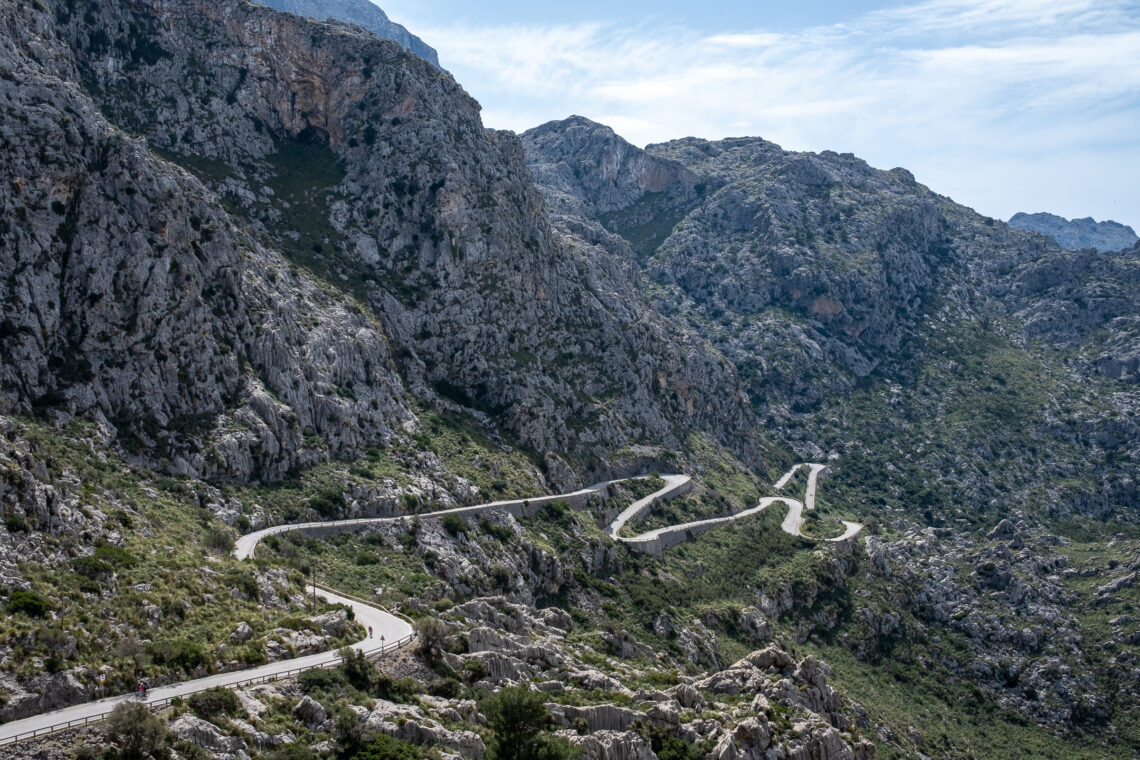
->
xmin=169 ymin=714 xmax=248 ymax=757
xmin=1009 ymin=212 xmax=1138 ymax=252
xmin=524 ymin=116 xmax=700 ymax=222
xmin=258 ymin=0 xmax=442 ymax=68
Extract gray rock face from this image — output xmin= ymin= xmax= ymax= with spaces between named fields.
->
xmin=1009 ymin=212 xmax=1138 ymax=252
xmin=293 ymin=694 xmax=330 ymax=729
xmin=0 ymin=672 xmax=89 ymax=722
xmin=1005 ymin=240 xmax=1140 ymax=382
xmin=522 ymin=116 xmax=1140 ymax=523
xmin=523 ymin=116 xmax=700 ymax=225
xmin=169 ymin=714 xmax=248 ymax=756
xmin=562 ymin=729 xmax=657 ymax=760
xmin=257 ymin=0 xmax=441 ymax=68
xmin=3 ymin=0 xmax=761 ymax=486
xmin=1 ymin=0 xmax=417 ymax=483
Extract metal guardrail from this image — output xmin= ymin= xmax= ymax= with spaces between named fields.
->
xmin=0 ymin=609 xmax=414 ymax=746
xmin=310 ymin=582 xmax=417 ymax=631
xmin=3 ymin=476 xmax=684 ymax=746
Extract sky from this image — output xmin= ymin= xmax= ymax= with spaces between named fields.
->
xmin=376 ymin=0 xmax=1140 ymax=229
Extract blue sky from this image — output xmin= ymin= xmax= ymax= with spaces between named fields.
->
xmin=378 ymin=0 xmax=1140 ymax=229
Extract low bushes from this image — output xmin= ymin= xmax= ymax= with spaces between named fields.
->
xmin=187 ymin=686 xmax=240 ymax=719
xmin=6 ymin=590 xmax=51 ymax=617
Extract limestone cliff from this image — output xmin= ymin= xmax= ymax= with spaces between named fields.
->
xmin=1 ymin=0 xmax=760 ymax=483
xmin=258 ymin=0 xmax=442 ymax=69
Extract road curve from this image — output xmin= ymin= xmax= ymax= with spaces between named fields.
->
xmin=1 ymin=465 xmax=858 ymax=744
xmin=613 ymin=463 xmax=862 ymax=551
xmin=236 ymin=474 xmax=693 ymax=560
xmin=604 ymin=474 xmax=694 ymax=537
xmin=0 ymin=587 xmax=413 ymax=746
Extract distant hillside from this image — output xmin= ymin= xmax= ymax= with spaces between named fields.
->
xmin=1009 ymin=211 xmax=1137 ymax=252
xmin=259 ymin=0 xmax=441 ymax=68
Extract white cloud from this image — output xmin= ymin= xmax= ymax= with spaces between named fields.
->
xmin=419 ymin=0 xmax=1140 ymax=225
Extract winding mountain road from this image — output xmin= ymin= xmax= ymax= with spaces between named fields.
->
xmin=0 ymin=463 xmax=859 ymax=745
xmin=0 ymin=586 xmax=413 ymax=746
xmin=613 ymin=463 xmax=862 ymax=553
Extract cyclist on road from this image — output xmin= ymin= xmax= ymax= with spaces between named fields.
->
xmin=138 ymin=680 xmax=149 ymax=699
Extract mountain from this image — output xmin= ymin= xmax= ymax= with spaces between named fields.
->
xmin=5 ymin=0 xmax=760 ymax=486
xmin=1009 ymin=211 xmax=1138 ymax=252
xmin=1 ymin=3 xmax=1139 ymax=759
xmin=523 ymin=117 xmax=1140 ymax=748
xmin=257 ymin=0 xmax=442 ymax=68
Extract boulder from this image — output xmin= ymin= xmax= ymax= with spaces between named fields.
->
xmin=293 ymin=695 xmax=329 ymax=729
xmin=669 ymin=683 xmax=705 ymax=710
xmin=538 ymin=607 xmax=573 ymax=633
xmin=231 ymin=622 xmax=255 ymax=643
xmin=600 ymin=630 xmax=654 ymax=660
xmin=550 ymin=704 xmax=641 ymax=733
xmin=735 ymin=647 xmax=795 ymax=673
xmin=308 ymin=609 xmax=352 ymax=638
xmin=1098 ymin=573 xmax=1137 ymax=596
xmin=169 ymin=714 xmax=247 ymax=755
xmin=562 ymin=729 xmax=657 ymax=760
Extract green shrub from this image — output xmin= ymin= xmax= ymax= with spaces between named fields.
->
xmin=94 ymin=544 xmax=139 ymax=568
xmin=416 ymin=617 xmax=447 ymax=665
xmin=266 ymin=745 xmax=316 ymax=760
xmin=480 ymin=686 xmax=580 ymax=760
xmin=340 ymin=647 xmax=376 ymax=691
xmin=110 ymin=509 xmax=134 ymax=529
xmin=7 ymin=590 xmax=51 ymax=617
xmin=329 ymin=602 xmax=355 ymax=622
xmin=309 ymin=489 xmax=345 ymax=518
xmin=479 ymin=518 xmax=514 ymax=542
xmin=538 ymin=500 xmax=572 ymax=526
xmin=298 ymin=666 xmax=346 ymax=694
xmin=72 ymin=555 xmax=113 ymax=578
xmin=187 ymin=687 xmax=240 ymax=719
xmin=428 ymin=677 xmax=463 ymax=699
xmin=463 ymin=659 xmax=489 ymax=683
xmin=4 ymin=513 xmax=28 ymax=532
xmin=279 ymin=616 xmax=322 ymax=634
xmin=103 ymin=702 xmax=169 ymax=760
xmin=352 ymin=734 xmax=424 ymax=760
xmin=240 ymin=643 xmax=267 ymax=666
xmin=222 ymin=570 xmax=259 ymax=601
xmin=147 ymin=638 xmax=206 ymax=673
xmin=442 ymin=514 xmax=467 ymax=536
xmin=373 ymin=672 xmax=419 ymax=702
xmin=204 ymin=526 xmax=235 ymax=553
xmin=633 ymin=720 xmax=707 ymax=760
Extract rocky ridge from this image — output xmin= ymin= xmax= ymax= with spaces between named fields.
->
xmin=1009 ymin=212 xmax=1138 ymax=253
xmin=522 ymin=117 xmax=1140 ymax=515
xmin=257 ymin=0 xmax=442 ymax=68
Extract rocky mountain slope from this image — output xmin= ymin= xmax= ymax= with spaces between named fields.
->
xmin=4 ymin=0 xmax=763 ymax=486
xmin=522 ymin=117 xmax=1140 ymax=754
xmin=258 ymin=0 xmax=442 ymax=69
xmin=522 ymin=117 xmax=1139 ymax=517
xmin=1009 ymin=211 xmax=1138 ymax=252
xmin=2 ymin=1 xmax=1139 ymax=758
